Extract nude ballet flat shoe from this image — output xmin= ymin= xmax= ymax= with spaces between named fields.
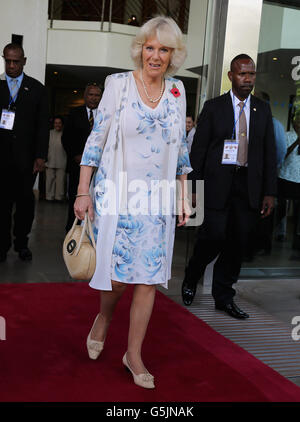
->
xmin=86 ymin=314 xmax=105 ymax=360
xmin=122 ymin=353 xmax=155 ymax=389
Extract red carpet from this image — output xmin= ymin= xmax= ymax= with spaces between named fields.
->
xmin=0 ymin=282 xmax=300 ymax=402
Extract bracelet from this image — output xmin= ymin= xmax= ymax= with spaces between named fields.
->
xmin=76 ymin=193 xmax=90 ymax=198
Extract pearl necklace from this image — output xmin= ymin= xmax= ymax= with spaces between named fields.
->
xmin=140 ymin=71 xmax=164 ymax=103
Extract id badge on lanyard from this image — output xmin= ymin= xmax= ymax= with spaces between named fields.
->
xmin=0 ymin=93 xmax=17 ymax=130
xmin=222 ymin=140 xmax=238 ymax=164
xmin=221 ymin=97 xmax=248 ymax=165
xmin=0 ymin=109 xmax=15 ymax=130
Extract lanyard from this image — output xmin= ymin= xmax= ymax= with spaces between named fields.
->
xmin=8 ymin=92 xmax=18 ymax=108
xmin=231 ymin=96 xmax=248 ymax=140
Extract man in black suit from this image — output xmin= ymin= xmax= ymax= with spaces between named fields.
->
xmin=0 ymin=43 xmax=49 ymax=262
xmin=181 ymin=54 xmax=277 ymax=318
xmin=62 ymin=83 xmax=101 ymax=232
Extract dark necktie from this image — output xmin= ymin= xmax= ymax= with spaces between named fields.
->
xmin=88 ymin=109 xmax=94 ymax=131
xmin=237 ymin=101 xmax=248 ymax=166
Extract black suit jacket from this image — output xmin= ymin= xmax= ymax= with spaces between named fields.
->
xmin=61 ymin=105 xmax=91 ymax=173
xmin=190 ymin=92 xmax=277 ymax=210
xmin=0 ymin=73 xmax=49 ymax=172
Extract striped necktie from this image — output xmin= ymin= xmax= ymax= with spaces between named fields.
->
xmin=10 ymin=79 xmax=19 ymax=101
xmin=88 ymin=109 xmax=94 ymax=131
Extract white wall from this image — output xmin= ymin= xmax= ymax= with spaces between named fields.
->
xmin=0 ymin=0 xmax=48 ymax=83
xmin=258 ymin=4 xmax=284 ymax=53
xmin=47 ymin=22 xmax=134 ymax=69
xmin=258 ymin=3 xmax=300 ymax=52
xmin=281 ymin=8 xmax=300 ymax=49
xmin=221 ymin=0 xmax=263 ymax=93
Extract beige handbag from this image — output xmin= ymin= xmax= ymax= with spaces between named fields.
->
xmin=63 ymin=213 xmax=96 ymax=280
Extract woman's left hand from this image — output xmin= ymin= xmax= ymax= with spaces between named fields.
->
xmin=177 ymin=198 xmax=191 ymax=227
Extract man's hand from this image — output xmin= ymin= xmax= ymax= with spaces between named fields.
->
xmin=261 ymin=195 xmax=275 ymax=218
xmin=33 ymin=158 xmax=46 ymax=173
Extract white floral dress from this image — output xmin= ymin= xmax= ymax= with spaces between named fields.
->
xmin=81 ymin=72 xmax=192 ymax=290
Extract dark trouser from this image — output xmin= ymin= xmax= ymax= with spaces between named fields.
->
xmin=185 ymin=168 xmax=259 ymax=306
xmin=0 ymin=169 xmax=36 ymax=254
xmin=66 ymin=166 xmax=80 ymax=232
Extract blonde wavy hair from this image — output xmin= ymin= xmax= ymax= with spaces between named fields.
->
xmin=130 ymin=16 xmax=187 ymax=76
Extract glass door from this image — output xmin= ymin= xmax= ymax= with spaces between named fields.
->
xmin=241 ymin=0 xmax=300 ymax=278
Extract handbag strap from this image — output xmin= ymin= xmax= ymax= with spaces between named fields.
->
xmin=74 ymin=213 xmax=96 ymax=256
xmin=86 ymin=214 xmax=96 ymax=249
xmin=69 ymin=216 xmax=79 ymax=237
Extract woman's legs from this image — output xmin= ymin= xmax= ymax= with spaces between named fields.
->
xmin=90 ymin=280 xmax=126 ymax=342
xmin=126 ymin=284 xmax=156 ymax=375
xmin=89 ymin=282 xmax=156 ymax=375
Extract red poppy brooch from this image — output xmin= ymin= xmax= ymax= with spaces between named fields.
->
xmin=170 ymin=84 xmax=181 ymax=98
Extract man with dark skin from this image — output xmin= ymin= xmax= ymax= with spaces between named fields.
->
xmin=0 ymin=43 xmax=49 ymax=262
xmin=181 ymin=54 xmax=277 ymax=318
xmin=3 ymin=46 xmax=46 ymax=173
xmin=62 ymin=83 xmax=102 ymax=231
xmin=228 ymin=57 xmax=275 ymax=216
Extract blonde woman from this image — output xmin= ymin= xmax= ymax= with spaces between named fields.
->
xmin=74 ymin=16 xmax=192 ymax=389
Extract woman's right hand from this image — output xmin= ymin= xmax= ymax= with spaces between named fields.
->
xmin=74 ymin=195 xmax=94 ymax=221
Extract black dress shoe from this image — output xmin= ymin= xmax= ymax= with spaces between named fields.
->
xmin=181 ymin=280 xmax=197 ymax=306
xmin=18 ymin=248 xmax=32 ymax=261
xmin=215 ymin=301 xmax=249 ymax=319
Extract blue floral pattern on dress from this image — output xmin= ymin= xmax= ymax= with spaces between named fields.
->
xmin=81 ymin=108 xmax=112 ymax=168
xmin=132 ymin=98 xmax=174 ymax=142
xmin=111 ymin=215 xmax=167 ymax=283
xmin=131 ymin=95 xmax=191 ymax=176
